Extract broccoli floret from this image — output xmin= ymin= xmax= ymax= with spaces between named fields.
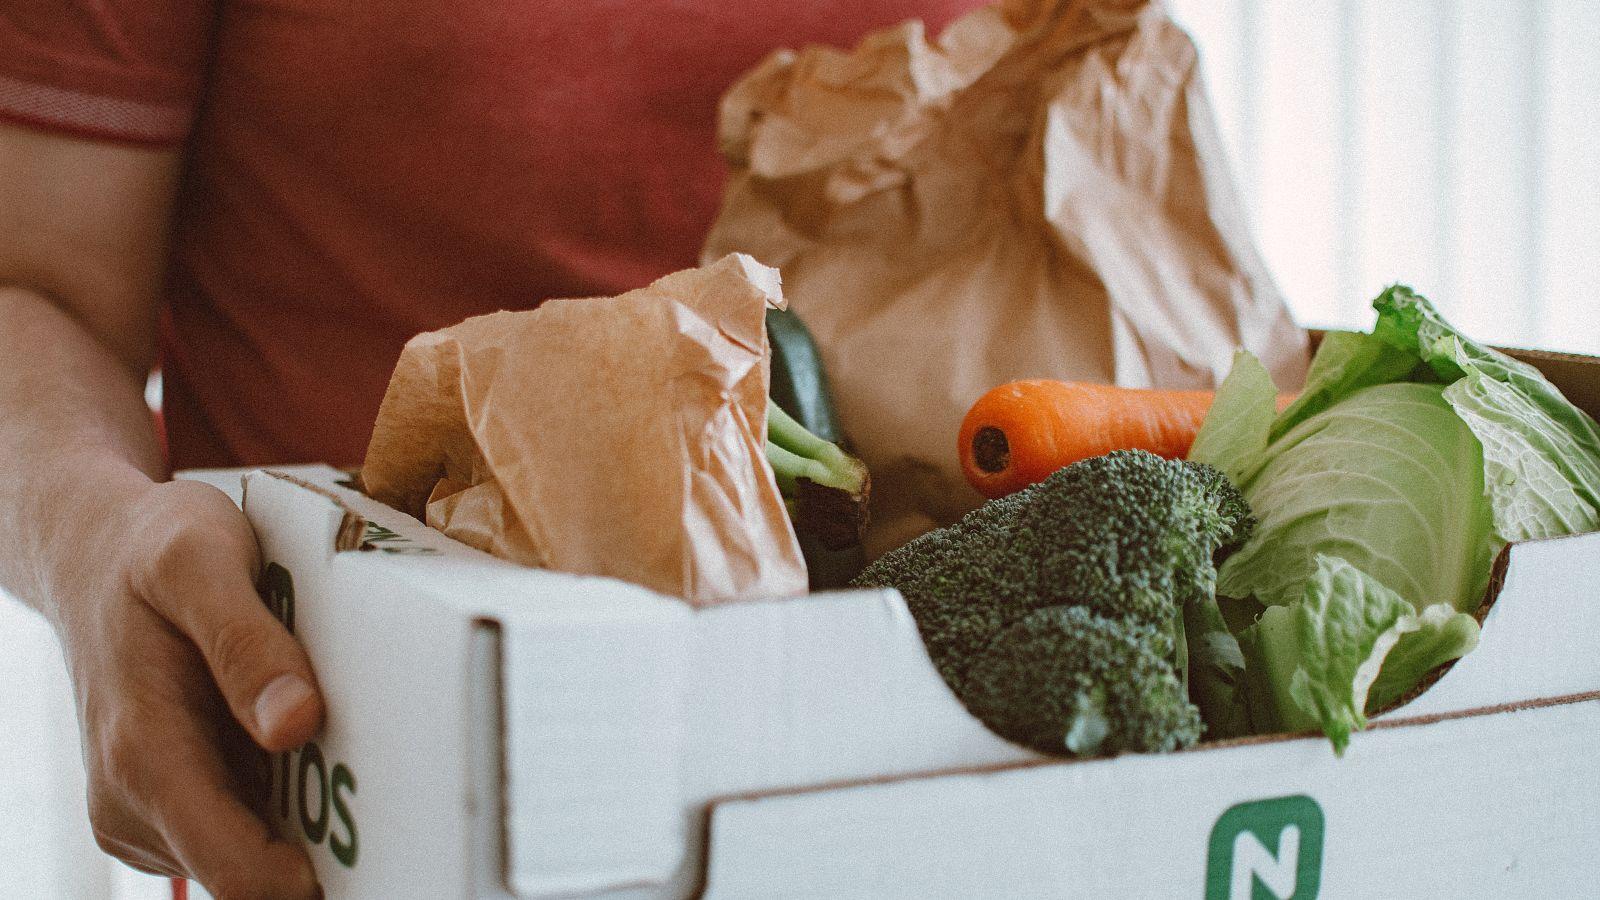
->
xmin=852 ymin=449 xmax=1252 ymax=756
xmin=963 ymin=606 xmax=1202 ymax=755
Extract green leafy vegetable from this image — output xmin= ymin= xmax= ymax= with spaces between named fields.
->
xmin=1237 ymin=556 xmax=1478 ymax=752
xmin=1377 ymin=286 xmax=1600 ymax=541
xmin=1215 ymin=380 xmax=1497 ymax=615
xmin=1190 ymin=285 xmax=1600 ymax=749
xmin=1186 ymin=350 xmax=1278 ymax=487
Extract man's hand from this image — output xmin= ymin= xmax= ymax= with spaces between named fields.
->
xmin=0 ymin=121 xmax=324 ymax=899
xmin=47 ymin=475 xmax=325 ymax=897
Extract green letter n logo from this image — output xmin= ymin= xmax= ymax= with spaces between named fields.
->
xmin=1205 ymin=795 xmax=1324 ymax=900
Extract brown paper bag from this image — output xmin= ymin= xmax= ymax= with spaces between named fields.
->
xmin=702 ymin=0 xmax=1309 ymax=553
xmin=360 ymin=253 xmax=808 ymax=606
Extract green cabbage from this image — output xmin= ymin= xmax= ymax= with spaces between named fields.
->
xmin=1236 ymin=557 xmax=1480 ymax=750
xmin=1191 ymin=286 xmax=1600 ymax=751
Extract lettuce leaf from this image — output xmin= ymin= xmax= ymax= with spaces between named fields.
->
xmin=1269 ymin=330 xmax=1427 ymax=441
xmin=1366 ymin=601 xmax=1482 ymax=713
xmin=1238 ymin=556 xmax=1478 ymax=753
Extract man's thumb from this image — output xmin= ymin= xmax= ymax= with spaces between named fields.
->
xmin=130 ymin=482 xmax=326 ymax=751
xmin=153 ymin=564 xmax=325 ymax=751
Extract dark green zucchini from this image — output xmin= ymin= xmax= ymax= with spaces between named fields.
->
xmin=766 ymin=307 xmax=867 ymax=589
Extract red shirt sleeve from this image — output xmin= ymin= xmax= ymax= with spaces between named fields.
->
xmin=0 ymin=0 xmax=216 ymax=146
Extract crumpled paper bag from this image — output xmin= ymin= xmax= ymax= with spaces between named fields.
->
xmin=360 ymin=253 xmax=808 ymax=606
xmin=702 ymin=0 xmax=1309 ymax=553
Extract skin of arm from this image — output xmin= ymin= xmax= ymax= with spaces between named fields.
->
xmin=0 ymin=121 xmax=324 ymax=899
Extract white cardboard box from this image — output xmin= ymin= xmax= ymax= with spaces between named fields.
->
xmin=206 ymin=347 xmax=1600 ymax=900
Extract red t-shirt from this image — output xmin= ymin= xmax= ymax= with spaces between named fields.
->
xmin=0 ymin=1 xmax=977 ymax=468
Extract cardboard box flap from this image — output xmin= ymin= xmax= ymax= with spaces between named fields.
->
xmin=501 ymin=584 xmax=691 ymax=897
xmin=242 ymin=467 xmax=691 ymax=624
xmin=242 ymin=468 xmax=369 ymax=563
xmin=241 ymin=467 xmax=485 ymax=896
xmin=181 ymin=463 xmax=351 ymax=506
xmin=684 ymin=590 xmax=1036 ymax=801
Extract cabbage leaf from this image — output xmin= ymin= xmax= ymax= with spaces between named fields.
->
xmin=1215 ymin=380 xmax=1497 ymax=614
xmin=1236 ymin=556 xmax=1478 ymax=753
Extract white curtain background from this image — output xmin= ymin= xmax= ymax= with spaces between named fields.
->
xmin=1167 ymin=0 xmax=1600 ymax=353
xmin=3 ymin=1 xmax=1598 ymax=894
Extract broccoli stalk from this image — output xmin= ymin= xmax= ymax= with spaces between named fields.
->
xmin=766 ymin=399 xmax=870 ymax=551
xmin=852 ymin=450 xmax=1254 ymax=757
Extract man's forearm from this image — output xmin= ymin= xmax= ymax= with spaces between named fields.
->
xmin=0 ymin=284 xmax=165 ymax=615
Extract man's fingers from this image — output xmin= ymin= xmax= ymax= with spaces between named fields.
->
xmin=133 ymin=496 xmax=324 ymax=751
xmin=96 ymin=831 xmax=183 ymax=879
xmin=218 ymin=710 xmax=275 ymax=817
xmin=150 ymin=749 xmax=320 ymax=900
xmin=169 ymin=799 xmax=321 ymax=900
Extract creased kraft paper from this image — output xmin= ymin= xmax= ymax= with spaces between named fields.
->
xmin=703 ymin=0 xmax=1309 ymax=554
xmin=360 ymin=253 xmax=808 ymax=606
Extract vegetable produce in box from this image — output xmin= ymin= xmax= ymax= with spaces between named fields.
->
xmin=853 ymin=450 xmax=1253 ymax=756
xmin=958 ymin=380 xmax=1297 ymax=498
xmin=767 ymin=307 xmax=871 ymax=587
xmin=1190 ymin=286 xmax=1600 ymax=750
xmin=766 ymin=399 xmax=869 ymax=552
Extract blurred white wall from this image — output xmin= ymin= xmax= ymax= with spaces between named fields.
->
xmin=1168 ymin=0 xmax=1600 ymax=354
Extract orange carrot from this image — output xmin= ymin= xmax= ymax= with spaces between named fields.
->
xmin=958 ymin=380 xmax=1294 ymax=499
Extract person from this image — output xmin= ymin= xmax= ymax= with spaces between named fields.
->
xmin=0 ymin=1 xmax=980 ymax=896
